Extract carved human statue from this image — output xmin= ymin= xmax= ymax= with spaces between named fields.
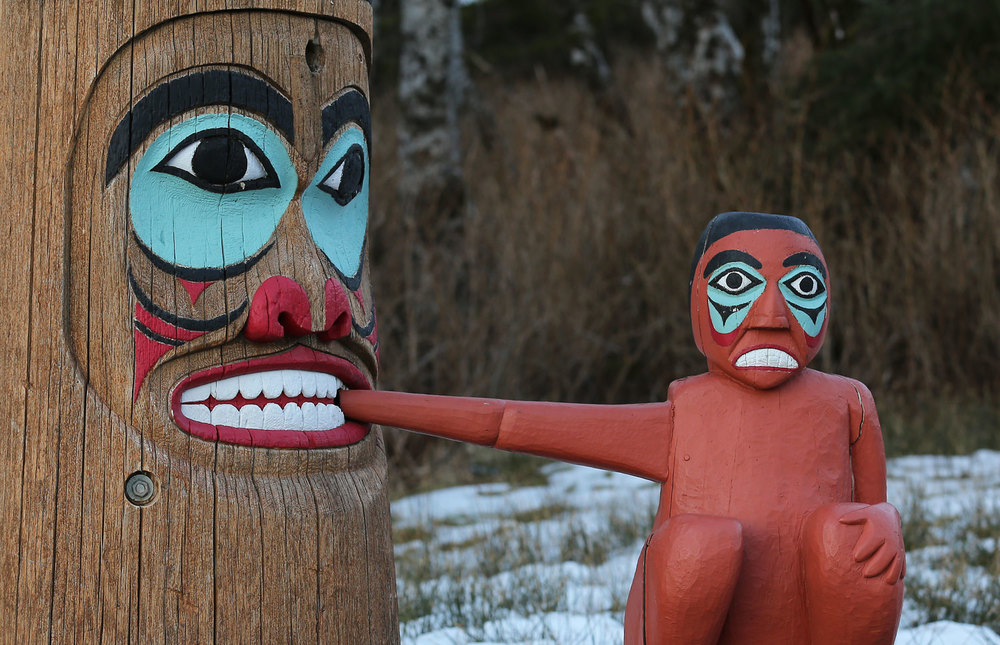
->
xmin=1 ymin=1 xmax=396 ymax=641
xmin=343 ymin=212 xmax=906 ymax=644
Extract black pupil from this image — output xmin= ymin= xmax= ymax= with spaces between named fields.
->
xmin=725 ymin=273 xmax=744 ymax=290
xmin=324 ymin=144 xmax=365 ymax=205
xmin=191 ymin=136 xmax=248 ymax=185
xmin=339 ymin=148 xmax=364 ymax=195
xmin=798 ymin=276 xmax=815 ymax=294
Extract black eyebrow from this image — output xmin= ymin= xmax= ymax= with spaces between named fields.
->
xmin=703 ymin=250 xmax=762 ymax=278
xmin=783 ymin=252 xmax=827 ymax=279
xmin=322 ymin=89 xmax=371 ymax=153
xmin=105 ymin=69 xmax=294 ymax=185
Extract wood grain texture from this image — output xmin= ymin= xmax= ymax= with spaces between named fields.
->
xmin=1 ymin=2 xmax=397 ymax=642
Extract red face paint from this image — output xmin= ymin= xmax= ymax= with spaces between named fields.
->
xmin=690 ymin=228 xmax=830 ymax=389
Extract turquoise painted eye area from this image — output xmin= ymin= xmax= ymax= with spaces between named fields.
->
xmin=706 ymin=263 xmax=766 ymax=334
xmin=129 ymin=113 xmax=296 ymax=270
xmin=779 ymin=266 xmax=828 ymax=337
xmin=302 ymin=128 xmax=369 ymax=281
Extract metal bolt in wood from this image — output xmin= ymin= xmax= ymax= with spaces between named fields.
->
xmin=125 ymin=472 xmax=156 ymax=506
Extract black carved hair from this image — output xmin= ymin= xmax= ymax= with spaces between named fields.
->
xmin=688 ymin=212 xmax=819 ymax=298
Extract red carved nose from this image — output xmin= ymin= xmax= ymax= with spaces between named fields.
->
xmin=747 ymin=285 xmax=790 ymax=330
xmin=244 ymin=276 xmax=353 ymax=342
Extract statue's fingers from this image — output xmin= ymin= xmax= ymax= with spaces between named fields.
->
xmin=853 ymin=528 xmax=885 ymax=563
xmin=862 ymin=543 xmax=895 ymax=578
xmin=838 ymin=508 xmax=871 ymax=526
xmin=883 ymin=553 xmax=904 ymax=585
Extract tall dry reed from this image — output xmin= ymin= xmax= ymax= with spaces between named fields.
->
xmin=370 ymin=55 xmax=1000 ymax=480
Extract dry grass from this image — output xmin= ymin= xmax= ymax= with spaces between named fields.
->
xmin=369 ymin=53 xmax=1000 ymax=483
xmin=900 ymin=488 xmax=1000 ymax=632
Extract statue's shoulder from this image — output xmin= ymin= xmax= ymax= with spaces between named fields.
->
xmin=799 ymin=369 xmax=877 ymax=408
xmin=666 ymin=372 xmax=717 ymax=402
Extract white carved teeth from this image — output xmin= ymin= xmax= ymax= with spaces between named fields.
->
xmin=183 ymin=402 xmax=212 ymax=424
xmin=238 ymin=373 xmax=263 ymax=400
xmin=179 ymin=370 xmax=348 ymax=431
xmin=301 ymin=372 xmax=317 ymax=398
xmin=180 ymin=402 xmax=347 ymax=431
xmin=213 ymin=377 xmax=239 ymax=401
xmin=180 ymin=370 xmax=345 ymax=403
xmin=181 ymin=383 xmax=212 ymax=403
xmin=735 ymin=348 xmax=799 ymax=370
xmin=211 ymin=404 xmax=240 ymax=427
xmin=240 ymin=404 xmax=264 ymax=429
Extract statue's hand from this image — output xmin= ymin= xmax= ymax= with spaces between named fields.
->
xmin=839 ymin=503 xmax=906 ymax=585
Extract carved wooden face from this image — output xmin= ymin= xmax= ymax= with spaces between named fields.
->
xmin=690 ymin=217 xmax=830 ymax=389
xmin=69 ymin=13 xmax=377 ymax=451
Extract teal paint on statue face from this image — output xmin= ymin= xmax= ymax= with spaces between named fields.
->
xmin=301 ymin=125 xmax=369 ymax=279
xmin=706 ymin=261 xmax=767 ymax=335
xmin=130 ymin=112 xmax=370 ymax=280
xmin=129 ymin=112 xmax=297 ymax=269
xmin=778 ymin=265 xmax=827 ymax=338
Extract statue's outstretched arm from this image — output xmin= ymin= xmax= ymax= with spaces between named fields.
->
xmin=340 ymin=390 xmax=672 ymax=482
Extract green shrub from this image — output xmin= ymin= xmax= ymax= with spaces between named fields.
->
xmin=803 ymin=0 xmax=1000 ymax=149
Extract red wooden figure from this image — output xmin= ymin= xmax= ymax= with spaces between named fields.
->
xmin=341 ymin=212 xmax=905 ymax=644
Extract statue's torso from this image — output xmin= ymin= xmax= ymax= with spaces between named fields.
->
xmin=654 ymin=369 xmax=857 ymax=643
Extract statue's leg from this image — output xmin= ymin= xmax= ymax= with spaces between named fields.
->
xmin=803 ymin=503 xmax=905 ymax=645
xmin=624 ymin=514 xmax=743 ymax=645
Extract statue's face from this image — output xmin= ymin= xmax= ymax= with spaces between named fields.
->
xmin=69 ymin=14 xmax=377 ymax=450
xmin=690 ymin=228 xmax=829 ymax=389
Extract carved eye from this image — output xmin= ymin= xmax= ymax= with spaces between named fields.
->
xmin=709 ymin=268 xmax=763 ymax=295
xmin=152 ymin=128 xmax=280 ymax=194
xmin=783 ymin=273 xmax=826 ymax=299
xmin=318 ymin=143 xmax=365 ymax=206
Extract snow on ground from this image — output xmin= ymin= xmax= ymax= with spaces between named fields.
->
xmin=393 ymin=451 xmax=1000 ymax=644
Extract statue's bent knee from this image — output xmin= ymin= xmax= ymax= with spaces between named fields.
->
xmin=630 ymin=515 xmax=743 ymax=645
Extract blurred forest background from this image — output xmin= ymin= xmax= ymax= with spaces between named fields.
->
xmin=366 ymin=0 xmax=1000 ymax=491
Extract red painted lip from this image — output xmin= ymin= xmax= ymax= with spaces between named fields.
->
xmin=732 ymin=344 xmax=801 ymax=371
xmin=170 ymin=346 xmax=372 ymax=449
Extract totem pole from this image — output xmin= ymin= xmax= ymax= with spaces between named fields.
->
xmin=1 ymin=1 xmax=396 ymax=642
xmin=343 ymin=212 xmax=906 ymax=644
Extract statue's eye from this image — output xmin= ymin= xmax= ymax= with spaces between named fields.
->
xmin=152 ymin=128 xmax=280 ymax=194
xmin=318 ymin=143 xmax=365 ymax=206
xmin=709 ymin=268 xmax=763 ymax=295
xmin=783 ymin=272 xmax=826 ymax=299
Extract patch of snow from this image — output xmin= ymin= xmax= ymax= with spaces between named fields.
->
xmin=896 ymin=621 xmax=1000 ymax=645
xmin=395 ymin=452 xmax=1000 ymax=644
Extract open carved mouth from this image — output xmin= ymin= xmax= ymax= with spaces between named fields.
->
xmin=170 ymin=346 xmax=371 ymax=448
xmin=734 ymin=346 xmax=800 ymax=371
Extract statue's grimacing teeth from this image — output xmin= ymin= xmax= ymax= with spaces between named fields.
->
xmin=179 ymin=369 xmax=348 ymax=431
xmin=169 ymin=346 xmax=372 ymax=449
xmin=734 ymin=347 xmax=800 ymax=371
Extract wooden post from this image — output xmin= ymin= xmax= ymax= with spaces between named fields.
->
xmin=0 ymin=2 xmax=397 ymax=642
